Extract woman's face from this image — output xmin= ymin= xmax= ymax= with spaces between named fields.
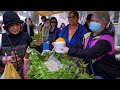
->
xmin=45 ymin=20 xmax=50 ymax=27
xmin=42 ymin=18 xmax=46 ymax=23
xmin=8 ymin=23 xmax=21 ymax=35
xmin=51 ymin=19 xmax=57 ymax=27
xmin=46 ymin=20 xmax=50 ymax=23
xmin=91 ymin=14 xmax=106 ymax=32
xmin=68 ymin=12 xmax=78 ymax=25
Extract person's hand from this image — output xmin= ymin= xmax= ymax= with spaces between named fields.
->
xmin=11 ymin=55 xmax=21 ymax=62
xmin=55 ymin=47 xmax=69 ymax=54
xmin=2 ymin=56 xmax=13 ymax=65
xmin=33 ymin=38 xmax=42 ymax=46
xmin=52 ymin=42 xmax=54 ymax=47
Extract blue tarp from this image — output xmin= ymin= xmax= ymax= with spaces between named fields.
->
xmin=42 ymin=42 xmax=49 ymax=50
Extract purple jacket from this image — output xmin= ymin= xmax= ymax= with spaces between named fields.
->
xmin=84 ymin=32 xmax=115 ymax=60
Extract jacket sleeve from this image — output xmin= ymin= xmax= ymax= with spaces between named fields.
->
xmin=67 ymin=40 xmax=112 ymax=59
xmin=80 ymin=26 xmax=87 ymax=41
xmin=22 ymin=23 xmax=27 ymax=32
xmin=35 ymin=44 xmax=43 ymax=53
xmin=59 ymin=26 xmax=66 ymax=37
xmin=56 ymin=28 xmax=61 ymax=38
xmin=69 ymin=41 xmax=83 ymax=49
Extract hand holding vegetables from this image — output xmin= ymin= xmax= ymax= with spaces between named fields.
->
xmin=33 ymin=38 xmax=42 ymax=46
xmin=30 ymin=33 xmax=45 ymax=47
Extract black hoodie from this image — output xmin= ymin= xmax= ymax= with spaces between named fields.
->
xmin=0 ymin=31 xmax=43 ymax=63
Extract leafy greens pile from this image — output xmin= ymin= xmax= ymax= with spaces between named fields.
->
xmin=27 ymin=48 xmax=95 ymax=79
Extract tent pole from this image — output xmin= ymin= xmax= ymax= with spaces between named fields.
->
xmin=27 ymin=11 xmax=30 ymax=36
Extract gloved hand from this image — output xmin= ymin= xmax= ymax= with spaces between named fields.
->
xmin=55 ymin=47 xmax=69 ymax=54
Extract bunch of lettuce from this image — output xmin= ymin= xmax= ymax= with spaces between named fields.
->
xmin=27 ymin=48 xmax=95 ymax=79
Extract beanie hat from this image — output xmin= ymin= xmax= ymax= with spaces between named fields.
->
xmin=3 ymin=11 xmax=23 ymax=29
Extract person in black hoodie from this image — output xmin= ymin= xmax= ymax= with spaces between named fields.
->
xmin=0 ymin=11 xmax=43 ymax=77
xmin=83 ymin=14 xmax=93 ymax=32
xmin=54 ymin=11 xmax=120 ymax=79
xmin=22 ymin=18 xmax=34 ymax=36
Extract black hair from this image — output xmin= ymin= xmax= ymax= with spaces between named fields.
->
xmin=44 ymin=18 xmax=50 ymax=22
xmin=3 ymin=23 xmax=22 ymax=31
xmin=50 ymin=17 xmax=58 ymax=28
xmin=25 ymin=18 xmax=31 ymax=23
xmin=86 ymin=14 xmax=93 ymax=21
xmin=41 ymin=16 xmax=46 ymax=19
xmin=60 ymin=23 xmax=65 ymax=28
xmin=39 ymin=23 xmax=42 ymax=25
xmin=69 ymin=11 xmax=79 ymax=19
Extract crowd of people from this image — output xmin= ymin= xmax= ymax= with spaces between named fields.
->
xmin=0 ymin=11 xmax=120 ymax=79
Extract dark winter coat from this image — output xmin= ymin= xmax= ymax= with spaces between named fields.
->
xmin=67 ymin=29 xmax=120 ymax=79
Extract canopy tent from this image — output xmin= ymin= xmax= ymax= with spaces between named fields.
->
xmin=0 ymin=16 xmax=2 ymax=21
xmin=0 ymin=15 xmax=26 ymax=21
xmin=34 ymin=11 xmax=64 ymax=16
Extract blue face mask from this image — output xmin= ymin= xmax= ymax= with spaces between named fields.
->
xmin=89 ymin=22 xmax=101 ymax=32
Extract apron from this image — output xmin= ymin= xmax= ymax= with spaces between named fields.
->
xmin=0 ymin=33 xmax=27 ymax=77
xmin=49 ymin=29 xmax=56 ymax=50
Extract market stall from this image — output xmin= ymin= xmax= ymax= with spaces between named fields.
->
xmin=1 ymin=11 xmax=120 ymax=79
xmin=34 ymin=11 xmax=64 ymax=16
xmin=23 ymin=48 xmax=95 ymax=79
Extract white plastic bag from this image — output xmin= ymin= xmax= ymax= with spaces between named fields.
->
xmin=44 ymin=55 xmax=63 ymax=72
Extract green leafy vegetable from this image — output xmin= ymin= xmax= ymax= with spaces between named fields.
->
xmin=27 ymin=48 xmax=95 ymax=79
xmin=30 ymin=32 xmax=45 ymax=47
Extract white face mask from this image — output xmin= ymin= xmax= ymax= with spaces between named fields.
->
xmin=45 ymin=23 xmax=50 ymax=27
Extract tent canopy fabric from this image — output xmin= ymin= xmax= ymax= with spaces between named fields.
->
xmin=0 ymin=15 xmax=26 ymax=21
xmin=34 ymin=11 xmax=64 ymax=16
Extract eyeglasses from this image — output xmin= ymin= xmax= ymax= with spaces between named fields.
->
xmin=68 ymin=16 xmax=77 ymax=19
xmin=51 ymin=21 xmax=56 ymax=23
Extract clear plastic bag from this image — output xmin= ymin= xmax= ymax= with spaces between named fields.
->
xmin=44 ymin=55 xmax=63 ymax=72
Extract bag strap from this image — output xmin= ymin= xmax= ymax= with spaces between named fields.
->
xmin=0 ymin=33 xmax=2 ymax=49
